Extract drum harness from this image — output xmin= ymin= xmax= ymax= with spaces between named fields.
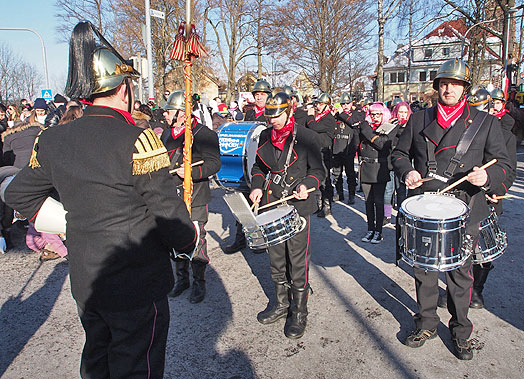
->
xmin=263 ymin=125 xmax=299 ymax=205
xmin=424 ymin=108 xmax=489 ymax=185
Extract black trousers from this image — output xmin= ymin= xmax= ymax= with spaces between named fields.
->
xmin=320 ymin=148 xmax=333 ymax=201
xmin=267 ymin=216 xmax=311 ymax=288
xmin=77 ymin=297 xmax=170 ymax=379
xmin=332 ymin=144 xmax=357 ymax=197
xmin=362 ymin=182 xmax=387 ymax=233
xmin=413 ymin=257 xmax=473 ymax=340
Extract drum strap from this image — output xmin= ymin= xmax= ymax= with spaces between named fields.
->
xmin=423 ymin=109 xmax=438 ymax=174
xmin=264 ymin=125 xmax=298 ymax=198
xmin=443 ymin=111 xmax=489 ymax=178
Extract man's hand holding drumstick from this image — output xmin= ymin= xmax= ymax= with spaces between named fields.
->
xmin=250 ymin=184 xmax=311 ymax=208
xmin=404 ymin=163 xmax=492 ymax=190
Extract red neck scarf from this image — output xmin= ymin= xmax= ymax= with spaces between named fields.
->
xmin=494 ymin=108 xmax=508 ymax=118
xmin=437 ymin=98 xmax=466 ymax=129
xmin=370 ymin=121 xmax=380 ymax=130
xmin=171 ymin=118 xmax=195 ymax=140
xmin=271 ymin=116 xmax=295 ymax=150
xmin=254 ymin=106 xmax=265 ymax=117
xmin=315 ymin=108 xmax=330 ymax=122
xmin=397 ymin=119 xmax=408 ymax=125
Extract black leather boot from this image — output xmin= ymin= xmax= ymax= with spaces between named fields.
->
xmin=189 ymin=261 xmax=206 ymax=303
xmin=470 ymin=264 xmax=493 ymax=309
xmin=285 ymin=286 xmax=309 ymax=339
xmin=314 ymin=195 xmax=323 ymax=214
xmin=224 ymin=224 xmax=246 ymax=254
xmin=333 ymin=184 xmax=344 ymax=202
xmin=169 ymin=260 xmax=190 ymax=297
xmin=257 ymin=281 xmax=290 ymax=324
xmin=317 ymin=199 xmax=331 ymax=218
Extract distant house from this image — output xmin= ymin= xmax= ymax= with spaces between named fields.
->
xmin=383 ymin=19 xmax=504 ymax=105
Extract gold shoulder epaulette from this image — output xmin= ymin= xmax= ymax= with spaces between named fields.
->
xmin=29 ymin=129 xmax=45 ymax=169
xmin=132 ymin=128 xmax=170 ymax=175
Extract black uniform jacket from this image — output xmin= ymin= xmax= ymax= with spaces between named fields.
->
xmin=334 ymin=110 xmax=363 ymax=154
xmin=293 ymin=107 xmax=308 ymax=128
xmin=4 ymin=105 xmax=197 ymax=311
xmin=305 ymin=113 xmax=337 ymax=149
xmin=244 ymin=109 xmax=268 ymax=123
xmin=251 ymin=124 xmax=326 ymax=217
xmin=392 ymin=104 xmax=512 ymax=233
xmin=162 ymin=120 xmax=221 ymax=207
xmin=359 ymin=121 xmax=398 ymax=183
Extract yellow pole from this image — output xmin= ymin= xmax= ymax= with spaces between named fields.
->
xmin=183 ymin=2 xmax=193 ymax=215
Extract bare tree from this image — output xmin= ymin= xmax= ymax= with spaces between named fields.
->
xmin=0 ymin=43 xmax=43 ymax=103
xmin=207 ymin=0 xmax=257 ymax=102
xmin=265 ymin=0 xmax=372 ymax=94
xmin=54 ymin=0 xmax=114 ymax=42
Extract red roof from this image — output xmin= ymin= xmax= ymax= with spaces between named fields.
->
xmin=425 ymin=19 xmax=468 ymax=38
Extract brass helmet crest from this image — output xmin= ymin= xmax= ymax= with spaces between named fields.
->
xmin=433 ymin=58 xmax=471 ymax=91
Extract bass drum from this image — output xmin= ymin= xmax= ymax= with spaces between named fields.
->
xmin=215 ymin=121 xmax=266 ymax=190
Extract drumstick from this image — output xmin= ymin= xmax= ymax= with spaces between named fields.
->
xmin=419 ymin=177 xmax=434 ymax=183
xmin=258 ymin=188 xmax=316 ymax=211
xmin=169 ymin=160 xmax=204 ymax=174
xmin=438 ymin=159 xmax=497 ymax=194
xmin=492 ymin=194 xmax=514 ymax=200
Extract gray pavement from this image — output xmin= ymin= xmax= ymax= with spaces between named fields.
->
xmin=1 ymin=151 xmax=523 ymax=378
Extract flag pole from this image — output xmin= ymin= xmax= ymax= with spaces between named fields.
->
xmin=183 ymin=0 xmax=193 ymax=215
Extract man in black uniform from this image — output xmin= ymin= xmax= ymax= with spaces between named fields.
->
xmin=224 ymin=79 xmax=272 ymax=254
xmin=305 ymin=93 xmax=337 ymax=217
xmin=244 ymin=79 xmax=271 ymax=122
xmin=4 ymin=21 xmax=197 ymax=378
xmin=392 ymin=58 xmax=512 ymax=360
xmin=333 ymin=92 xmax=362 ymax=204
xmin=250 ymin=92 xmax=325 ymax=338
xmin=162 ymin=90 xmax=221 ymax=303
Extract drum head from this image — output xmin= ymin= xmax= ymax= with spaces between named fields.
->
xmin=256 ymin=206 xmax=294 ymax=225
xmin=401 ymin=193 xmax=468 ymax=220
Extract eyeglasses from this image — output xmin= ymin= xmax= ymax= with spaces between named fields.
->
xmin=370 ymin=113 xmax=382 ymax=116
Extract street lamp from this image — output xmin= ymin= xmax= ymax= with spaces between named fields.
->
xmin=0 ymin=27 xmax=50 ymax=89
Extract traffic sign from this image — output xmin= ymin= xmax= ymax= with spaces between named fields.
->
xmin=41 ymin=89 xmax=53 ymax=100
xmin=150 ymin=9 xmax=165 ymax=19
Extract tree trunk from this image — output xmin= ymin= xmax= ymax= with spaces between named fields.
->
xmin=377 ymin=0 xmax=385 ymax=102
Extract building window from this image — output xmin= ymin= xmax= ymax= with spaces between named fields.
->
xmin=397 ymin=72 xmax=405 ymax=82
xmin=429 ymin=70 xmax=437 ymax=80
xmin=419 ymin=71 xmax=427 ymax=82
xmin=390 ymin=72 xmax=397 ymax=83
xmin=443 ymin=47 xmax=450 ymax=56
xmin=424 ymin=49 xmax=433 ymax=59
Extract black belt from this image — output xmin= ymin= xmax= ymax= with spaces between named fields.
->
xmin=361 ymin=157 xmax=387 ymax=163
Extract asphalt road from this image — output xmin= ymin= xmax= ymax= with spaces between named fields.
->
xmin=1 ymin=149 xmax=523 ymax=379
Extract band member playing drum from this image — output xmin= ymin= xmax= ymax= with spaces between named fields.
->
xmin=392 ymin=58 xmax=512 ymax=360
xmin=249 ymin=92 xmax=325 ymax=339
xmin=162 ymin=90 xmax=221 ymax=304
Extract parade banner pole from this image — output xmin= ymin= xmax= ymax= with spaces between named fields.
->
xmin=183 ymin=0 xmax=193 ymax=215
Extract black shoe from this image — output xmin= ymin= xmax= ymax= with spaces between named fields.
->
xmin=361 ymin=231 xmax=374 ymax=243
xmin=469 ymin=289 xmax=484 ymax=309
xmin=189 ymin=281 xmax=206 ymax=303
xmin=258 ymin=281 xmax=290 ymax=324
xmin=453 ymin=338 xmax=473 ymax=360
xmin=404 ymin=329 xmax=437 ymax=348
xmin=169 ymin=279 xmax=190 ymax=297
xmin=437 ymin=291 xmax=448 ymax=308
xmin=317 ymin=200 xmax=331 ymax=218
xmin=224 ymin=237 xmax=246 ymax=254
xmin=347 ymin=196 xmax=355 ymax=205
xmin=370 ymin=232 xmax=383 ymax=244
xmin=285 ymin=286 xmax=308 ymax=339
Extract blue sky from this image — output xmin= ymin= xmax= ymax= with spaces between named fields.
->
xmin=1 ymin=1 xmax=69 ymax=97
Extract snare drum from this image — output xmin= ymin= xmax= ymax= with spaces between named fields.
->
xmin=473 ymin=211 xmax=507 ymax=264
xmin=243 ymin=206 xmax=306 ymax=249
xmin=398 ymin=193 xmax=471 ymax=271
xmin=216 ymin=121 xmax=266 ymax=190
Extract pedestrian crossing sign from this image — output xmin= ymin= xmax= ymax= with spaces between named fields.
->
xmin=41 ymin=89 xmax=53 ymax=100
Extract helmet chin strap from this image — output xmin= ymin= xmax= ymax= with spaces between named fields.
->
xmin=125 ymin=78 xmax=133 ymax=114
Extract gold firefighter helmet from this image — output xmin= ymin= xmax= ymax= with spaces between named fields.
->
xmin=282 ymin=85 xmax=294 ymax=97
xmin=163 ymin=90 xmax=185 ymax=111
xmin=490 ymin=88 xmax=506 ymax=102
xmin=467 ymin=86 xmax=490 ymax=110
xmin=252 ymin=79 xmax=272 ymax=94
xmin=339 ymin=92 xmax=351 ymax=104
xmin=317 ymin=93 xmax=332 ymax=105
xmin=65 ymin=21 xmax=140 ymax=99
xmin=265 ymin=92 xmax=290 ymax=118
xmin=432 ymin=58 xmax=471 ymax=90
xmin=92 ymin=47 xmax=140 ymax=95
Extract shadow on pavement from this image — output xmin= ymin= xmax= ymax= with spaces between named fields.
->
xmin=0 ymin=260 xmax=69 ymax=377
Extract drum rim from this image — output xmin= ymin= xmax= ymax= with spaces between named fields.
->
xmin=400 ymin=193 xmax=469 ymax=220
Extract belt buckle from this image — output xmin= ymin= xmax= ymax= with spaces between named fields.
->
xmin=273 ymin=174 xmax=282 ymax=185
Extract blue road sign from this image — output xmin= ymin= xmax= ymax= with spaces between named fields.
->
xmin=41 ymin=89 xmax=53 ymax=100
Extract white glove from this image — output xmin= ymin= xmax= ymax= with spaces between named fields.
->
xmin=0 ymin=237 xmax=6 ymax=254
